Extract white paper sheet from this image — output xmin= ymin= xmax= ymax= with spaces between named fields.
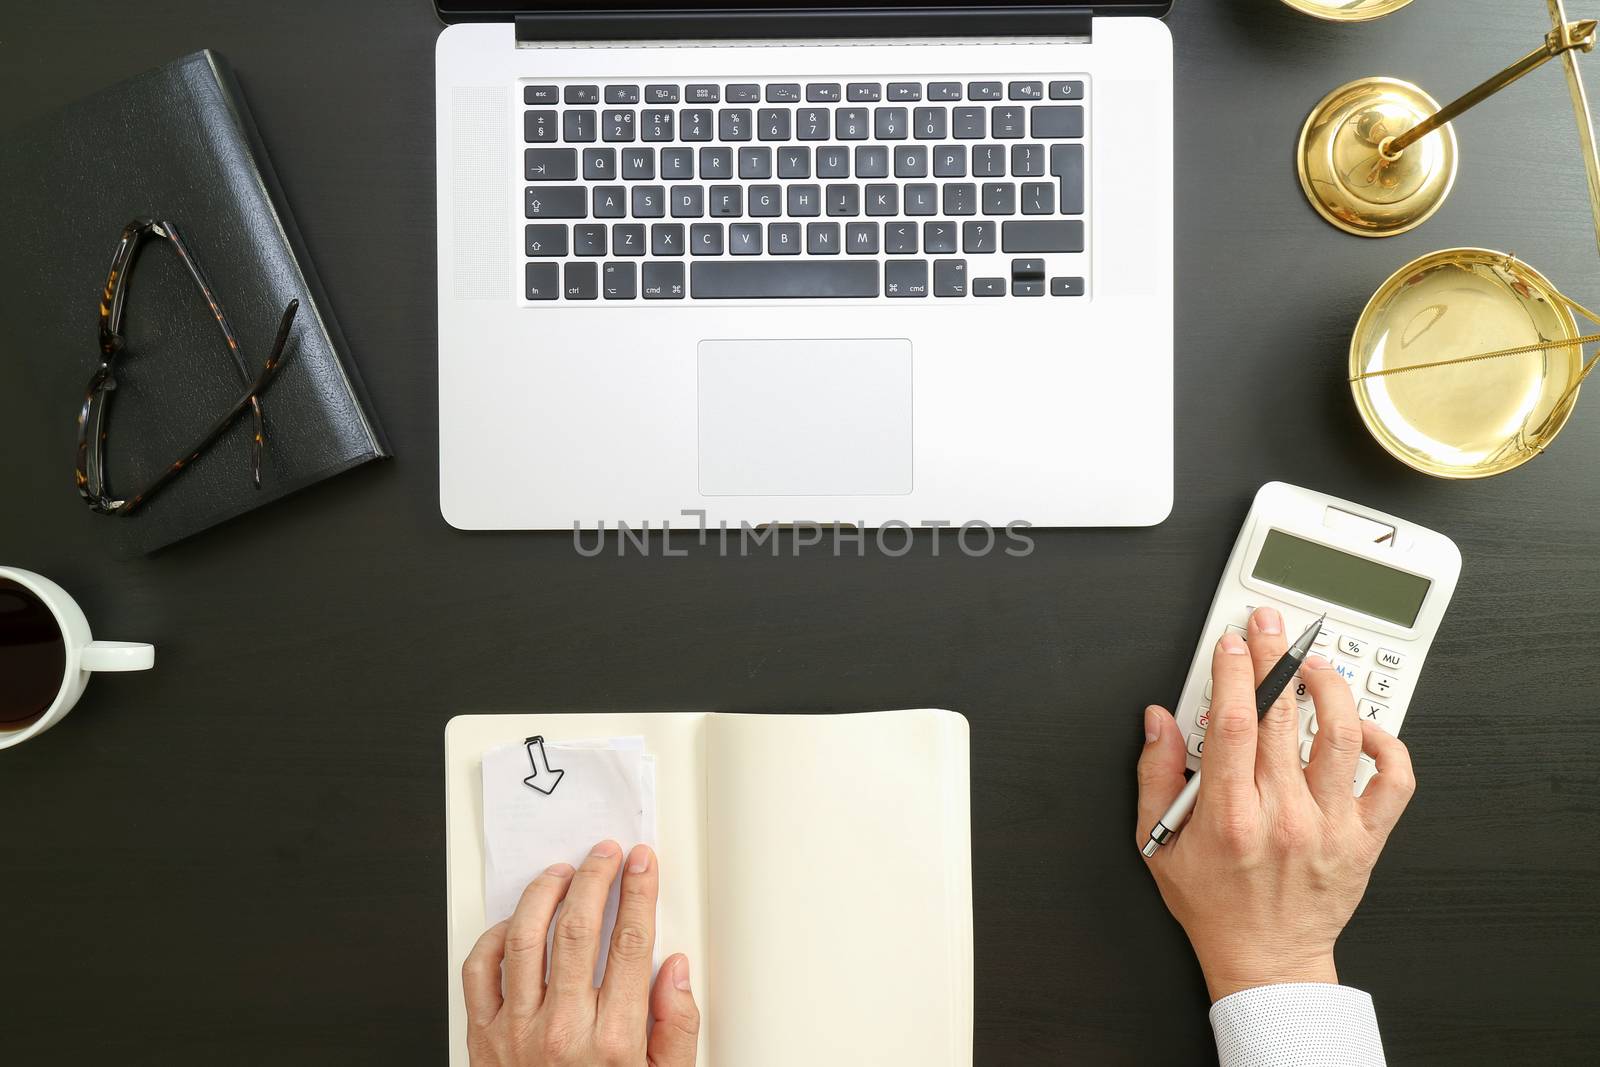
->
xmin=482 ymin=736 xmax=658 ymax=987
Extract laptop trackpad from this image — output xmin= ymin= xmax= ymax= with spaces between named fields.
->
xmin=697 ymin=338 xmax=913 ymax=496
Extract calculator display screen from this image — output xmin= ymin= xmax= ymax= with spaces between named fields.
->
xmin=1252 ymin=530 xmax=1431 ymax=627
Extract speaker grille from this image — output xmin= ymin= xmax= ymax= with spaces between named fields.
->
xmin=450 ymin=86 xmax=510 ymax=300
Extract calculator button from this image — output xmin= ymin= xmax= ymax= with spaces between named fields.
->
xmin=1304 ymin=709 xmax=1319 ymax=735
xmin=1300 ymin=740 xmax=1313 ymax=765
xmin=1203 ymin=679 xmax=1213 ymax=701
xmin=1196 ymin=708 xmax=1211 ymax=731
xmin=1224 ymin=624 xmax=1247 ymax=642
xmin=1376 ymin=647 xmax=1405 ymax=671
xmin=1358 ymin=699 xmax=1389 ymax=728
xmin=1338 ymin=635 xmax=1368 ymax=658
xmin=1187 ymin=733 xmax=1206 ymax=758
xmin=1292 ymin=677 xmax=1311 ymax=704
xmin=1366 ymin=672 xmax=1397 ymax=699
xmin=1312 ymin=628 xmax=1336 ymax=650
xmin=1331 ymin=660 xmax=1360 ymax=687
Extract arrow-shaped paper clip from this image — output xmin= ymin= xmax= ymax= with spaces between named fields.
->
xmin=523 ymin=735 xmax=566 ymax=796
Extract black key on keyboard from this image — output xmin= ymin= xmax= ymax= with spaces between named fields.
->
xmin=797 ymin=108 xmax=830 ymax=140
xmin=758 ymin=108 xmax=791 ymax=141
xmin=968 ymin=81 xmax=1003 ymax=101
xmin=1051 ymin=143 xmax=1085 ymax=214
xmin=739 ymin=147 xmax=773 ymax=179
xmin=1011 ymin=143 xmax=1046 ymax=177
xmin=1031 ymin=105 xmax=1084 ymax=139
xmin=699 ymin=147 xmax=733 ymax=179
xmin=606 ymin=84 xmax=641 ymax=104
xmin=943 ymin=183 xmax=977 ymax=216
xmin=525 ymin=85 xmax=559 ymax=104
xmin=928 ymin=81 xmax=963 ymax=101
xmin=886 ymin=259 xmax=929 ymax=297
xmin=564 ymin=110 xmax=596 ymax=142
xmin=1022 ymin=182 xmax=1054 ymax=215
xmin=847 ymin=82 xmax=882 ymax=102
xmin=642 ymin=109 xmax=675 ymax=141
xmin=779 ymin=146 xmax=812 ymax=178
xmin=1011 ymin=258 xmax=1045 ymax=298
xmin=807 ymin=83 xmax=843 ymax=102
xmin=653 ymin=223 xmax=686 ymax=256
xmin=574 ymin=224 xmax=607 ymax=256
xmin=923 ymin=220 xmax=957 ymax=254
xmin=622 ymin=148 xmax=654 ymax=180
xmin=693 ymin=260 xmax=880 ymax=298
xmin=865 ymin=184 xmax=899 ymax=216
xmin=686 ymin=84 xmax=720 ymax=103
xmin=671 ymin=186 xmax=705 ymax=218
xmin=583 ymin=148 xmax=616 ymax=180
xmin=613 ymin=224 xmax=646 ymax=256
xmin=526 ymin=186 xmax=587 ymax=218
xmin=914 ymin=107 xmax=947 ymax=140
xmin=729 ymin=223 xmax=762 ymax=255
xmin=766 ymin=83 xmax=802 ymax=103
xmin=602 ymin=261 xmax=636 ymax=299
xmin=991 ymin=107 xmax=1025 ymax=138
xmin=691 ymin=223 xmax=724 ymax=255
xmin=934 ymin=258 xmax=968 ymax=296
xmin=749 ymin=184 xmax=782 ymax=217
xmin=817 ymin=146 xmax=850 ymax=179
xmin=719 ymin=109 xmax=752 ymax=141
xmin=953 ymin=107 xmax=985 ymax=139
xmin=904 ymin=184 xmax=937 ymax=216
xmin=710 ymin=185 xmax=743 ymax=217
xmin=632 ymin=185 xmax=665 ymax=218
xmin=526 ymin=262 xmax=558 ymax=300
xmin=827 ymin=184 xmax=861 ymax=217
xmin=525 ymin=224 xmax=568 ymax=257
xmin=1002 ymin=220 xmax=1084 ymax=253
xmin=982 ymin=183 xmax=1016 ymax=215
xmin=1049 ymin=80 xmax=1085 ymax=101
xmin=727 ymin=83 xmax=761 ymax=103
xmin=934 ymin=144 xmax=967 ymax=177
xmin=885 ymin=222 xmax=917 ymax=254
xmin=768 ymin=222 xmax=802 ymax=255
xmin=526 ymin=148 xmax=577 ymax=180
xmin=895 ymin=145 xmax=929 ymax=177
xmin=644 ymin=261 xmax=686 ymax=299
xmin=875 ymin=107 xmax=909 ymax=140
xmin=888 ymin=82 xmax=923 ymax=101
xmin=788 ymin=184 xmax=822 ymax=217
xmin=962 ymin=220 xmax=996 ymax=253
xmin=846 ymin=221 xmax=879 ymax=254
xmin=974 ymin=276 xmax=1005 ymax=297
xmin=1051 ymin=277 xmax=1086 ymax=296
xmin=661 ymin=148 xmax=694 ymax=180
xmin=855 ymin=145 xmax=889 ymax=178
xmin=973 ymin=144 xmax=1005 ymax=177
xmin=566 ymin=84 xmax=600 ymax=104
xmin=681 ymin=110 xmax=713 ymax=141
xmin=594 ymin=186 xmax=626 ymax=217
xmin=807 ymin=222 xmax=841 ymax=255
xmin=525 ymin=110 xmax=557 ymax=142
xmin=645 ymin=84 xmax=679 ymax=103
xmin=1009 ymin=81 xmax=1044 ymax=101
xmin=565 ymin=261 xmax=598 ymax=299
xmin=837 ymin=108 xmax=870 ymax=140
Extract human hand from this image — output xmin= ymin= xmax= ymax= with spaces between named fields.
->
xmin=1136 ymin=606 xmax=1417 ymax=1000
xmin=463 ymin=840 xmax=699 ymax=1066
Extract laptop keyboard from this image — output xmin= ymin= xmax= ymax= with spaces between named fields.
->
xmin=520 ymin=77 xmax=1088 ymax=303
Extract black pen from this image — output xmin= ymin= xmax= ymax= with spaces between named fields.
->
xmin=1141 ymin=614 xmax=1326 ymax=858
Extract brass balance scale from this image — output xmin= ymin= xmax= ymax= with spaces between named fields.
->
xmin=1288 ymin=0 xmax=1600 ymax=478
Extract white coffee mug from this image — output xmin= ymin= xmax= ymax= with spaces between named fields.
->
xmin=0 ymin=566 xmax=154 ymax=750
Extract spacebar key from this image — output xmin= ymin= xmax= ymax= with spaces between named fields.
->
xmin=692 ymin=261 xmax=880 ymax=299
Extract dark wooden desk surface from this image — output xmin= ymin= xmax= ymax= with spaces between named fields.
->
xmin=2 ymin=1 xmax=1597 ymax=1063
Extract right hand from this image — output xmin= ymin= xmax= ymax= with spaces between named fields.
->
xmin=462 ymin=839 xmax=700 ymax=1066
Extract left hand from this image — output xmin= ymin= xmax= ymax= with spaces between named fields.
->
xmin=462 ymin=839 xmax=700 ymax=1066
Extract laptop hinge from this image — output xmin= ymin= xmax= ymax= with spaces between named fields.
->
xmin=514 ymin=7 xmax=1094 ymax=44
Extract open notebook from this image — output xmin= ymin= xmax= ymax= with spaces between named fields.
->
xmin=444 ymin=709 xmax=973 ymax=1066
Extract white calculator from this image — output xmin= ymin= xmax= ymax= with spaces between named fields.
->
xmin=1175 ymin=482 xmax=1461 ymax=795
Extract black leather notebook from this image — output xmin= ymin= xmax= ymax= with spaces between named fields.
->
xmin=0 ymin=50 xmax=389 ymax=556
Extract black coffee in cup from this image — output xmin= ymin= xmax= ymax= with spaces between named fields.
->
xmin=0 ymin=578 xmax=66 ymax=727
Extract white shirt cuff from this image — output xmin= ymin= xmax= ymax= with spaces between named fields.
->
xmin=1210 ymin=983 xmax=1386 ymax=1067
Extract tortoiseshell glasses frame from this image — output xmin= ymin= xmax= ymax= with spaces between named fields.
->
xmin=76 ymin=218 xmax=299 ymax=516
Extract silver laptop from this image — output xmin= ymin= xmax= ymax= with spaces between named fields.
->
xmin=435 ymin=2 xmax=1173 ymax=530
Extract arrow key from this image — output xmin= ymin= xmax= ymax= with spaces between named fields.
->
xmin=525 ymin=148 xmax=577 ymax=181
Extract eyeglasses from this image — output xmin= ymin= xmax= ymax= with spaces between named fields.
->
xmin=76 ymin=218 xmax=299 ymax=516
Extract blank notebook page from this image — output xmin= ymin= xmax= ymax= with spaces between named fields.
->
xmin=706 ymin=709 xmax=972 ymax=1066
